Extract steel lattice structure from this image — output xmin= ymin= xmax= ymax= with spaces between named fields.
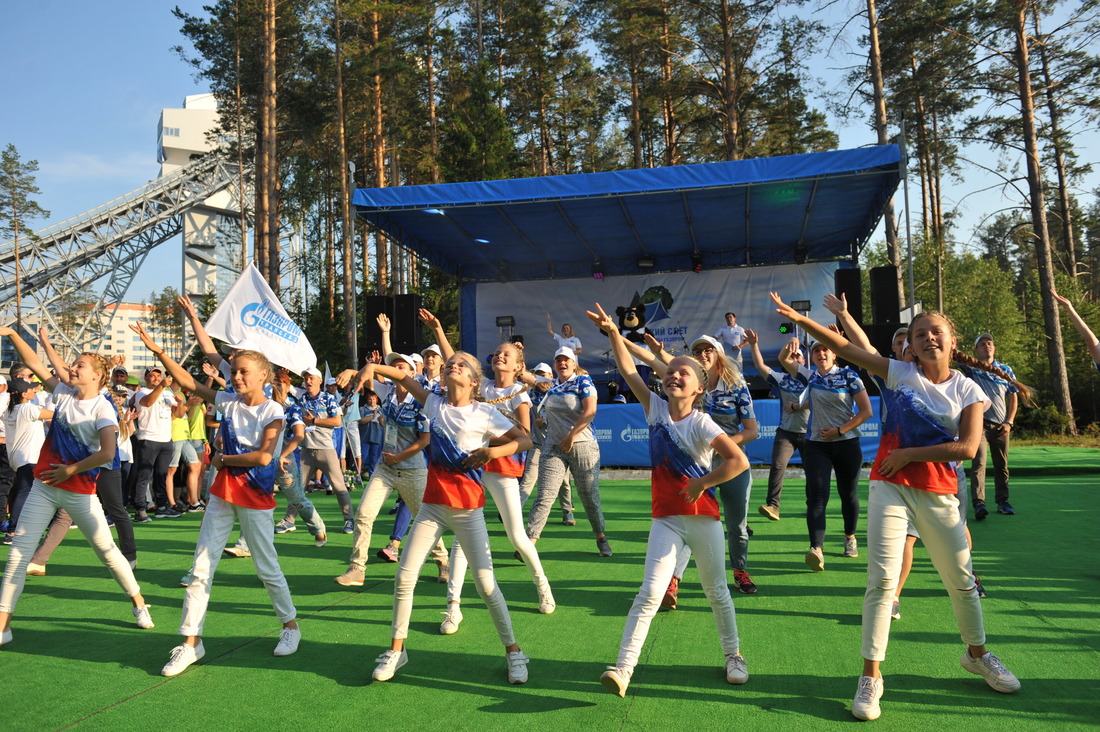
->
xmin=0 ymin=153 xmax=242 ymax=354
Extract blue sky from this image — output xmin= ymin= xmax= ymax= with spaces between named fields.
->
xmin=1 ymin=2 xmax=1095 ymax=303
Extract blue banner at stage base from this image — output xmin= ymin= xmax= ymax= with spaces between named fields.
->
xmin=590 ymin=398 xmax=882 ymax=467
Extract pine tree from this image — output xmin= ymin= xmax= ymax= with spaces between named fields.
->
xmin=0 ymin=143 xmax=51 ymax=329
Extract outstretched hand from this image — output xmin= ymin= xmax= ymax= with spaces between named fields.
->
xmin=178 ymin=294 xmax=198 ymax=318
xmin=129 ymin=322 xmax=163 ymax=355
xmin=770 ymin=292 xmax=800 ymax=321
xmin=418 ymin=309 xmax=441 ymax=329
xmin=823 ymin=292 xmax=847 ymax=316
xmin=376 ymin=313 xmax=391 ymax=332
xmin=643 ymin=332 xmax=663 ymax=352
xmin=744 ymin=328 xmax=758 ymax=346
xmin=1050 ymin=289 xmax=1072 ymax=308
xmin=585 ymin=303 xmax=617 ymax=333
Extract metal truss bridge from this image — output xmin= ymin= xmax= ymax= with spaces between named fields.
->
xmin=0 ymin=153 xmax=242 ymax=355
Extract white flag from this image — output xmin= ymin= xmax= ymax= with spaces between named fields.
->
xmin=204 ymin=262 xmax=317 ymax=374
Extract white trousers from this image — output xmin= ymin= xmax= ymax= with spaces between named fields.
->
xmin=862 ymin=480 xmax=984 ymax=661
xmin=180 ymin=494 xmax=296 ymax=636
xmin=0 ymin=480 xmax=141 ymax=613
xmin=349 ymin=463 xmax=447 ymax=569
xmin=616 ymin=516 xmax=740 ymax=671
xmin=392 ymin=502 xmax=515 ymax=646
xmin=448 ymin=472 xmax=549 ymax=603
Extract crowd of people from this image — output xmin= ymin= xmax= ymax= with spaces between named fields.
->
xmin=0 ymin=287 xmax=1096 ymax=720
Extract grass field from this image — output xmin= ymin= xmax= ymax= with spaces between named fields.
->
xmin=2 ymin=447 xmax=1098 ymax=731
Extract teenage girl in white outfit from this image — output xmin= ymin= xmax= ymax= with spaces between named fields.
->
xmin=586 ymin=304 xmax=751 ymax=697
xmin=770 ymin=294 xmax=1021 ymax=721
xmin=130 ymin=324 xmax=301 ymax=677
xmin=444 ymin=342 xmax=555 ymax=634
xmin=0 ymin=325 xmax=154 ymax=645
xmin=370 ymin=352 xmax=533 ymax=686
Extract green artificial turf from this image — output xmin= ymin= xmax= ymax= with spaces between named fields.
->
xmin=2 ymin=447 xmax=1097 ymax=730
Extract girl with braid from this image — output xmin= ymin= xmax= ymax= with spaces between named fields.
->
xmin=769 ymin=294 xmax=1022 ymax=722
xmin=443 ymin=342 xmax=555 ymax=635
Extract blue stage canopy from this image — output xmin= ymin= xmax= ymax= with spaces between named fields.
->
xmin=352 ymin=146 xmax=901 ymax=282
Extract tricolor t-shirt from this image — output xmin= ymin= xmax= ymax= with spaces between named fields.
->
xmin=647 ymin=397 xmax=725 ymax=519
xmin=871 ymin=360 xmax=987 ymax=494
xmin=33 ymin=383 xmax=118 ymax=495
xmin=481 ymin=378 xmax=531 ymax=477
xmin=422 ymin=393 xmax=514 ymax=509
xmin=210 ymin=391 xmax=285 ymax=509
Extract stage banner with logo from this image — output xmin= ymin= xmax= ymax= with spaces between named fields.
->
xmin=464 ymin=261 xmax=842 ymax=374
xmin=204 ymin=262 xmax=318 ymax=374
xmin=591 ymin=397 xmax=882 ymax=467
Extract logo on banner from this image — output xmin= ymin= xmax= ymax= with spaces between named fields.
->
xmin=240 ymin=299 xmax=303 ymax=343
xmin=620 ymin=426 xmax=649 ymax=443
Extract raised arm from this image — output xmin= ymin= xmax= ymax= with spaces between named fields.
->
xmin=587 ymin=303 xmax=651 ymax=411
xmin=375 ymin=313 xmax=394 ymax=358
xmin=546 ymin=312 xmax=555 ymax=336
xmin=744 ymin=328 xmax=770 ymax=377
xmin=179 ymin=294 xmax=226 ymax=370
xmin=129 ymin=322 xmax=217 ymax=404
xmin=0 ymin=326 xmax=60 ymax=391
xmin=1052 ymin=289 xmax=1100 ymax=364
xmin=372 ymin=362 xmax=431 ymax=405
xmin=37 ymin=327 xmax=75 ymax=387
xmin=419 ymin=308 xmax=454 ymax=360
xmin=770 ymin=293 xmax=890 ymax=380
xmin=823 ymin=293 xmax=877 ymax=355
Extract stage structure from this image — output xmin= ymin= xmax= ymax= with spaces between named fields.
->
xmin=352 ymin=146 xmax=902 ymax=367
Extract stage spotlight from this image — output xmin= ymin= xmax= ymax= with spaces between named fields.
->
xmin=637 ymin=256 xmax=655 ymax=270
xmin=592 ymin=258 xmax=604 ymax=280
xmin=495 ymin=316 xmax=516 ymax=327
xmin=779 ymin=322 xmax=795 ymax=334
xmin=691 ymin=252 xmax=703 ymax=273
xmin=794 ymin=243 xmax=807 ymax=264
xmin=790 ymin=300 xmax=811 ymax=312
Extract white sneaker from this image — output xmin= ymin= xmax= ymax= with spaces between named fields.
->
xmin=273 ymin=626 xmax=301 ymax=656
xmin=133 ymin=605 xmax=155 ymax=630
xmin=600 ymin=666 xmax=632 ymax=697
xmin=725 ymin=653 xmax=749 ymax=684
xmin=851 ymin=675 xmax=883 ymax=720
xmin=844 ymin=535 xmax=859 ymax=557
xmin=162 ymin=641 xmax=205 ymax=677
xmin=536 ymin=577 xmax=556 ymax=614
xmin=26 ymin=563 xmax=46 ymax=577
xmin=223 ymin=545 xmax=251 ymax=558
xmin=1 ymin=629 xmax=12 ymax=646
xmin=507 ymin=650 xmax=530 ymax=684
xmin=274 ymin=520 xmax=297 ymax=534
xmin=440 ymin=605 xmax=463 ymax=635
xmin=960 ymin=649 xmax=1020 ymax=693
xmin=805 ymin=547 xmax=825 ymax=572
xmin=372 ymin=648 xmax=408 ymax=681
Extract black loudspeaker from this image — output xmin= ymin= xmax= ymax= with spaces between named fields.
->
xmin=392 ymin=293 xmax=424 ymax=356
xmin=834 ymin=268 xmax=864 ymax=327
xmin=870 ymin=265 xmax=901 ymax=324
xmin=868 ymin=322 xmax=905 ymax=359
xmin=361 ymin=295 xmax=394 ymax=359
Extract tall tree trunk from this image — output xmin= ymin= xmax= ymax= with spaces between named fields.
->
xmin=1032 ymin=7 xmax=1077 ymax=278
xmin=334 ymin=0 xmax=357 ymax=365
xmin=659 ymin=3 xmax=677 ymax=166
xmin=234 ymin=0 xmax=248 ymax=269
xmin=1014 ymin=1 xmax=1075 ymax=432
xmin=720 ymin=0 xmax=739 ymax=161
xmin=629 ymin=60 xmax=644 ymax=168
xmin=866 ymin=0 xmax=903 ymax=302
xmin=262 ymin=0 xmax=279 ymax=293
xmin=13 ymin=207 xmax=20 ymax=329
xmin=371 ymin=3 xmax=388 ymax=293
xmin=326 ymin=192 xmax=336 ymax=319
xmin=426 ymin=8 xmax=441 ymax=184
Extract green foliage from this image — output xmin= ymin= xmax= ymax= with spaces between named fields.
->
xmin=0 ymin=143 xmax=50 ymax=240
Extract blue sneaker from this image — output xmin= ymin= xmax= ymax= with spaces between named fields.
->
xmin=0 ymin=519 xmax=9 ymax=533
xmin=996 ymin=501 xmax=1015 ymax=515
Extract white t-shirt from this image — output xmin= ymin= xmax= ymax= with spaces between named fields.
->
xmin=481 ymin=378 xmax=532 ymax=426
xmin=134 ymin=386 xmax=175 ymax=442
xmin=215 ymin=390 xmax=286 ymax=456
xmin=552 ymin=333 xmax=583 ymax=353
xmin=4 ymin=402 xmax=48 ymax=468
xmin=34 ymin=383 xmax=119 ymax=495
xmin=421 ymin=392 xmax=515 ymax=509
xmin=714 ymin=324 xmax=746 ymax=354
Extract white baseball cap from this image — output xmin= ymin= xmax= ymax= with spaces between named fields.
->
xmin=690 ymin=335 xmax=725 ymax=354
xmin=532 ymin=362 xmax=552 ymax=375
xmin=421 ymin=344 xmax=442 ymax=358
xmin=302 ymin=366 xmax=322 ymax=378
xmin=553 ymin=346 xmax=576 ymax=360
xmin=385 ymin=352 xmax=415 ymax=368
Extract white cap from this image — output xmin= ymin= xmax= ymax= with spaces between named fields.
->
xmin=532 ymin=362 xmax=552 ymax=375
xmin=553 ymin=346 xmax=576 ymax=360
xmin=0 ymin=375 xmax=6 ymax=385
xmin=421 ymin=344 xmax=442 ymax=358
xmin=975 ymin=333 xmax=994 ymax=348
xmin=409 ymin=353 xmax=424 ymax=364
xmin=690 ymin=335 xmax=725 ymax=354
xmin=302 ymin=366 xmax=322 ymax=378
xmin=324 ymin=377 xmax=337 ymax=386
xmin=385 ymin=352 xmax=415 ymax=368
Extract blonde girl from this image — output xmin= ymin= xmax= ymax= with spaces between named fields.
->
xmin=585 ymin=304 xmax=750 ymax=698
xmin=770 ymin=293 xmax=1021 ymax=721
xmin=0 ymin=325 xmax=153 ymax=646
xmin=370 ymin=351 xmax=533 ymax=686
xmin=130 ymin=323 xmax=299 ymax=677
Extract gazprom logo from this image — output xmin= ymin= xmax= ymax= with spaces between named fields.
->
xmin=620 ymin=427 xmax=649 ymax=443
xmin=240 ymin=299 xmax=302 ymax=343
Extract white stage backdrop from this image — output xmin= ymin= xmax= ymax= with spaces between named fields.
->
xmin=467 ymin=261 xmax=842 ymax=374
